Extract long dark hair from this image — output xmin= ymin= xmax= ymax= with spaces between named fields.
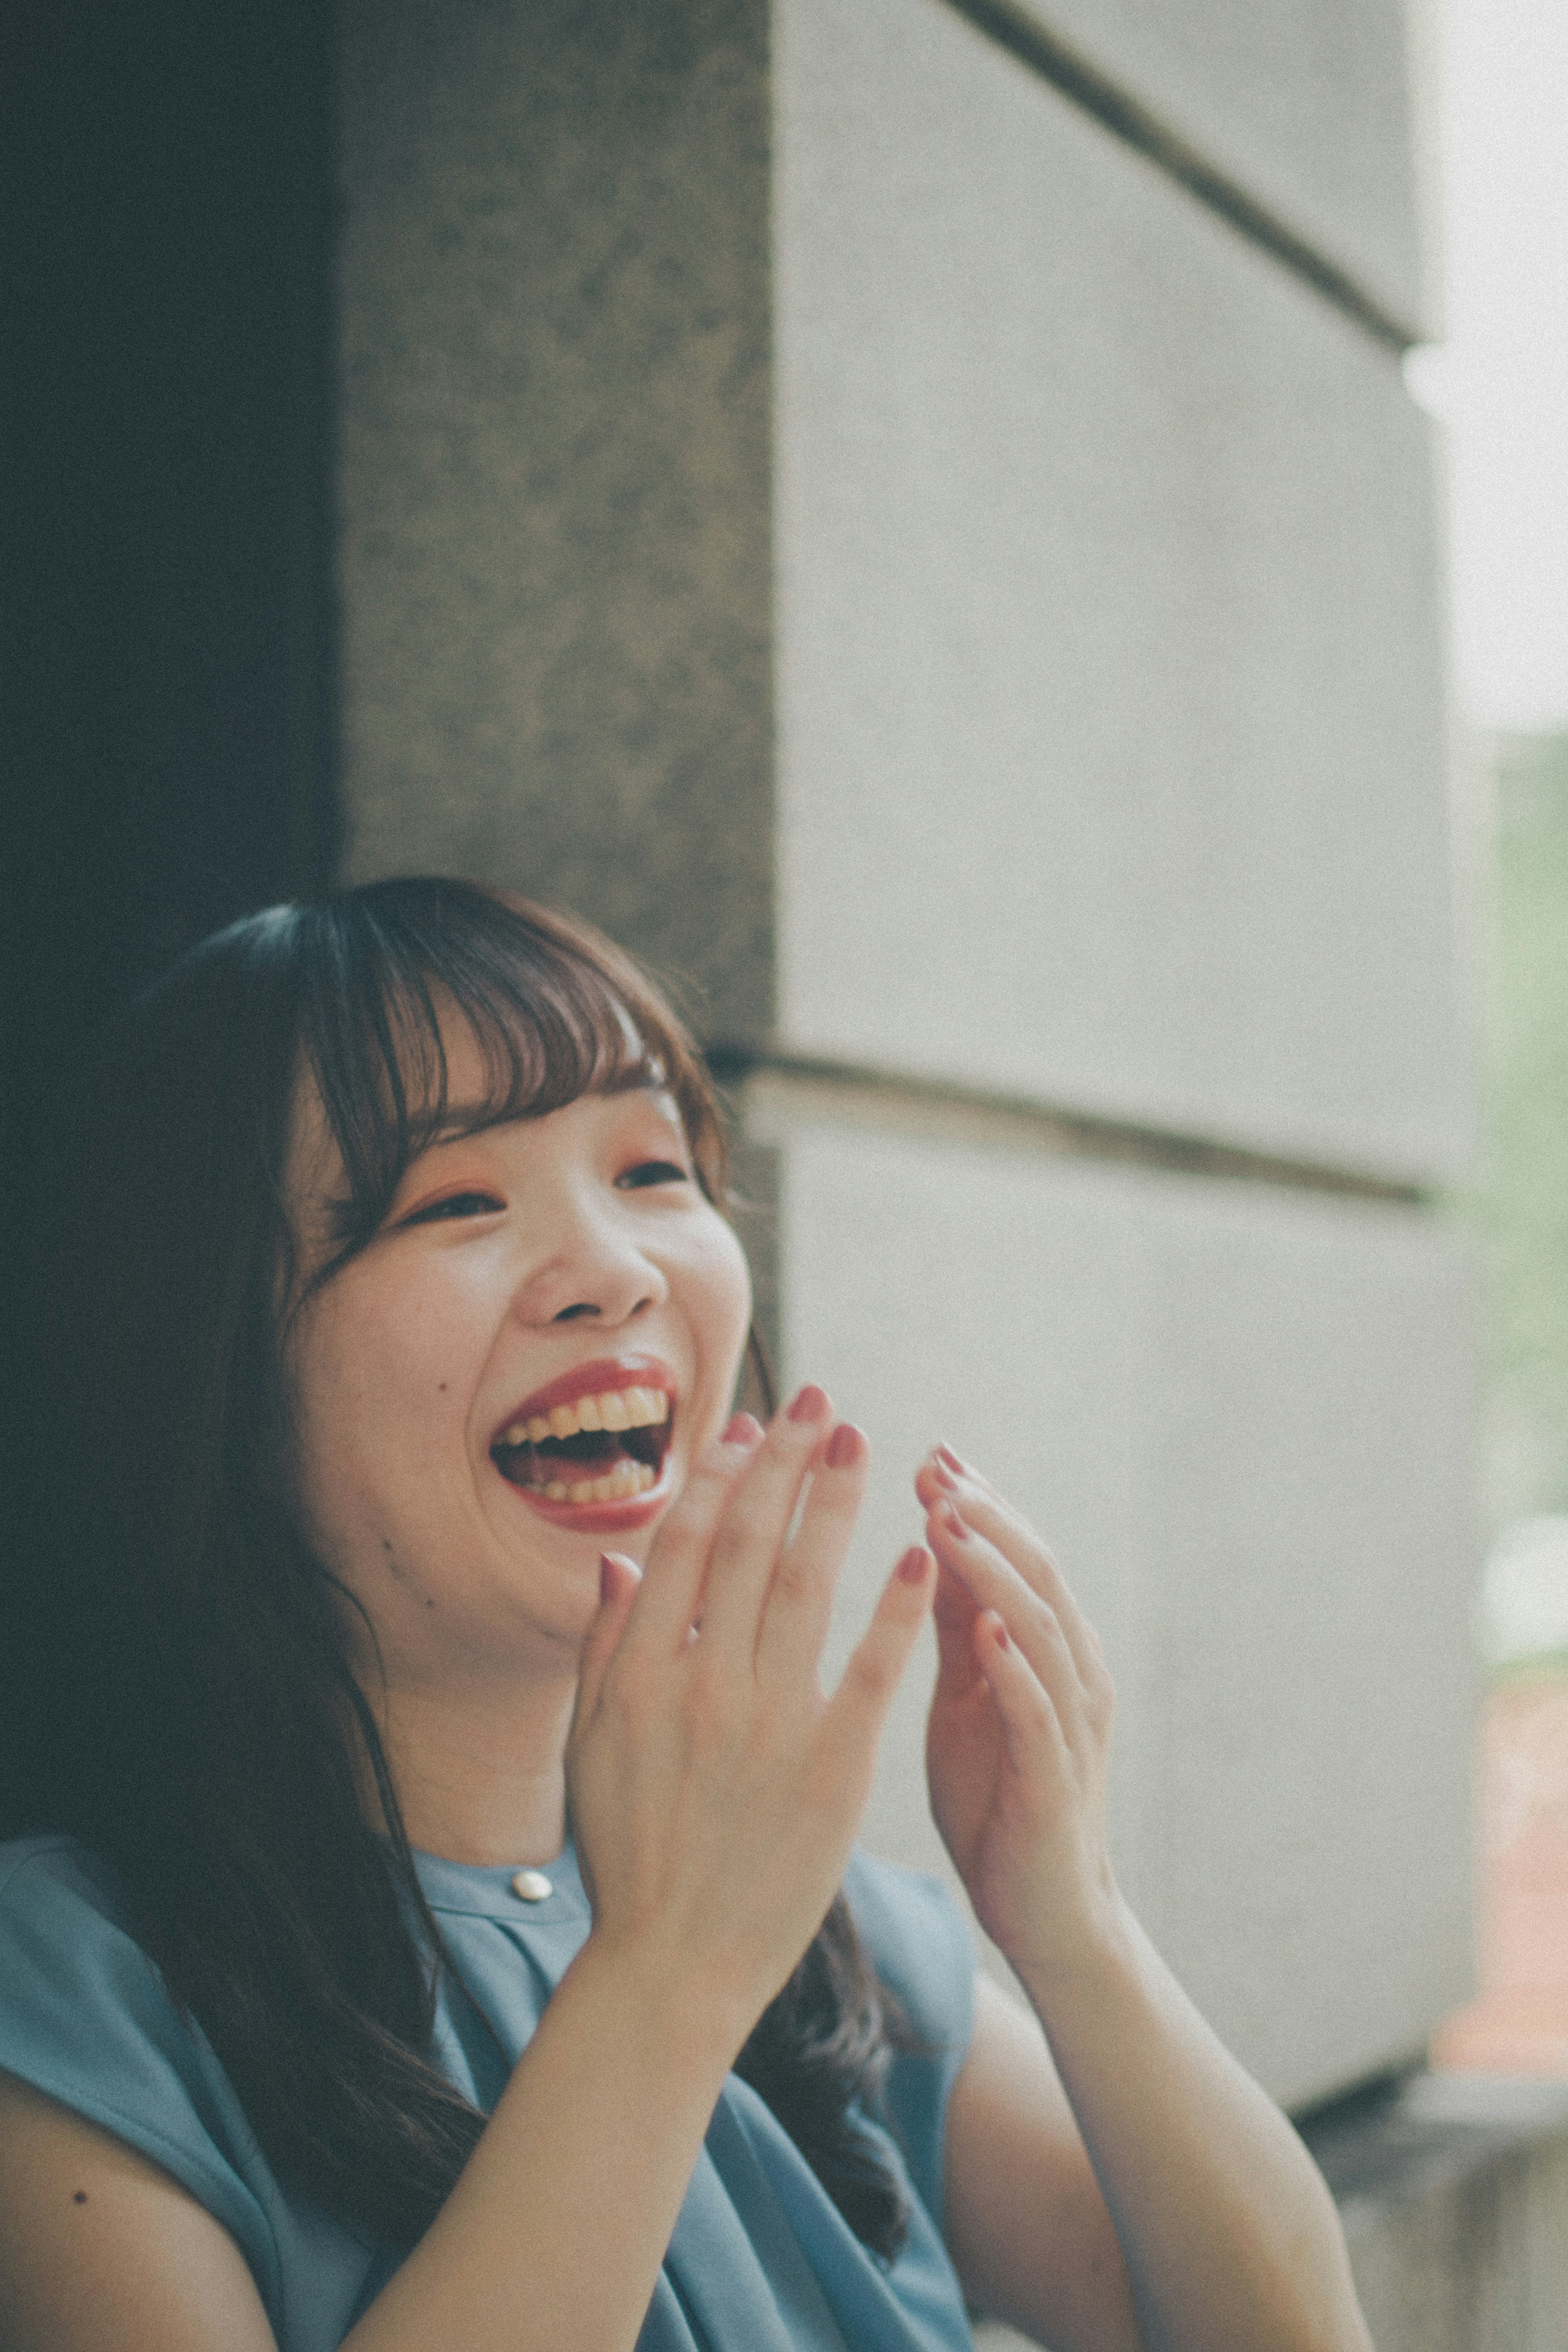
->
xmin=2 ymin=877 xmax=906 ymax=2258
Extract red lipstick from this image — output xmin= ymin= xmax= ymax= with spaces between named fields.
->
xmin=489 ymin=1352 xmax=679 ymax=1534
xmin=511 ymin=1480 xmax=673 ymax=1536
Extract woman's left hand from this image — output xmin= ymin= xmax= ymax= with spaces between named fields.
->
xmin=915 ymin=1450 xmax=1123 ymax=1986
xmin=919 ymin=1450 xmax=1377 ymax=2352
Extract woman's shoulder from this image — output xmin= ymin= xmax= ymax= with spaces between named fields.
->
xmin=0 ymin=1833 xmax=153 ymax=1998
xmin=0 ymin=1836 xmax=391 ymax=2343
xmin=0 ymin=1833 xmax=284 ymax=2296
xmin=0 ymin=1831 xmax=127 ymax=1920
xmin=0 ymin=1827 xmax=229 ymax=2091
xmin=0 ymin=1833 xmax=168 ymax=2006
xmin=0 ymin=1830 xmax=251 ymax=2118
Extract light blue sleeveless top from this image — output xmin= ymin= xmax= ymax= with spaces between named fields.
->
xmin=0 ymin=1834 xmax=976 ymax=2352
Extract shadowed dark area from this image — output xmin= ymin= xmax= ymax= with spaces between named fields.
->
xmin=0 ymin=0 xmax=338 ymax=1239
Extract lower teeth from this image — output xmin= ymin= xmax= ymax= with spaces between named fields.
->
xmin=539 ymin=1459 xmax=656 ymax=1505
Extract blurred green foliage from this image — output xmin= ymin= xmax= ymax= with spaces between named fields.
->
xmin=1478 ymin=731 xmax=1568 ymax=1531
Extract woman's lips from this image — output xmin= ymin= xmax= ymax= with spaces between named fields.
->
xmin=507 ymin=1457 xmax=675 ymax=1536
xmin=489 ymin=1352 xmax=679 ymax=1530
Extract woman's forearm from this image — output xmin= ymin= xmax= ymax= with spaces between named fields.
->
xmin=1017 ymin=1906 xmax=1371 ymax=2352
xmin=343 ymin=1936 xmax=740 ymax=2352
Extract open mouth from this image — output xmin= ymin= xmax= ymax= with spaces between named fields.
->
xmin=490 ymin=1380 xmax=675 ymax=1508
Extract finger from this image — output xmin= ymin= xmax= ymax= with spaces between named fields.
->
xmin=623 ymin=1411 xmax=765 ymax=1657
xmin=696 ymin=1384 xmax=837 ymax=1653
xmin=973 ymin=1607 xmax=1072 ymax=1791
xmin=925 ymin=1502 xmax=1092 ymax=1746
xmin=922 ymin=1449 xmax=1103 ymax=1692
xmin=818 ymin=1546 xmax=934 ymax=1799
xmin=755 ymin=1420 xmax=870 ymax=1681
xmin=931 ymin=1560 xmax=984 ymax=1700
xmin=573 ymin=1550 xmax=642 ymax=1728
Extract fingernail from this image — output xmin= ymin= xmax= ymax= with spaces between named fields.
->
xmin=825 ymin=1420 xmax=864 ymax=1469
xmin=992 ymin=1618 xmax=1009 ymax=1651
xmin=940 ymin=1501 xmax=969 ymax=1541
xmin=897 ymin=1545 xmax=929 ymax=1585
xmin=936 ymin=1443 xmax=967 ymax=1475
xmin=599 ymin=1553 xmax=617 ymax=1605
xmin=722 ymin=1410 xmax=764 ymax=1447
xmin=786 ymin=1383 xmax=831 ymax=1425
xmin=929 ymin=1457 xmax=959 ymax=1491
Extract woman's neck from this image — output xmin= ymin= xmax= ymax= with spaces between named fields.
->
xmin=366 ymin=1673 xmax=579 ymax=1867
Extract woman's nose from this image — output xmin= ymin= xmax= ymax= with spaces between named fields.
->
xmin=509 ymin=1204 xmax=669 ymax=1330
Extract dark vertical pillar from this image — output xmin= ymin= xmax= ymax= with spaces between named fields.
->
xmin=0 ymin=0 xmax=339 ymax=1227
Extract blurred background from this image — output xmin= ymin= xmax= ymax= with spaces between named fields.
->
xmin=1415 ymin=0 xmax=1568 ymax=2142
xmin=3 ymin=1 xmax=1566 ymax=2343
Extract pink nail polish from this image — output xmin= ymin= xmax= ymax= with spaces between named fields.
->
xmin=825 ymin=1420 xmax=863 ymax=1469
xmin=787 ymin=1383 xmax=831 ymax=1425
xmin=897 ymin=1545 xmax=929 ymax=1585
xmin=599 ymin=1553 xmax=616 ymax=1605
xmin=941 ymin=1501 xmax=969 ymax=1541
xmin=992 ymin=1619 xmax=1010 ymax=1651
xmin=937 ymin=1443 xmax=967 ymax=1476
xmin=930 ymin=1458 xmax=958 ymax=1491
xmin=722 ymin=1410 xmax=764 ymax=1446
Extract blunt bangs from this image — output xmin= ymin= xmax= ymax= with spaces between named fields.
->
xmin=288 ymin=881 xmax=727 ymax=1273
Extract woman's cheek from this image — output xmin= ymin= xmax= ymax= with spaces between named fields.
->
xmin=695 ymin=1222 xmax=754 ymax=1400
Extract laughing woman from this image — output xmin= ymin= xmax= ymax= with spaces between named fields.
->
xmin=0 ymin=880 xmax=1370 ymax=2352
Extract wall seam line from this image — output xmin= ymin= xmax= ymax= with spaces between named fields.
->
xmin=708 ymin=1044 xmax=1437 ymax=1205
xmin=938 ymin=0 xmax=1420 ymax=355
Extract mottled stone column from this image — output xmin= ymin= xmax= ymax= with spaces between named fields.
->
xmin=339 ymin=0 xmax=775 ymax=1041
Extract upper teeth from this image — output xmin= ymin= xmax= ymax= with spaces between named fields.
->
xmin=499 ymin=1385 xmax=671 ymax=1448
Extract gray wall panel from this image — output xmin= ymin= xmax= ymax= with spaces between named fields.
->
xmin=751 ymin=1090 xmax=1476 ymax=2107
xmin=982 ymin=0 xmax=1431 ymax=331
xmin=774 ymin=0 xmax=1462 ymax=1181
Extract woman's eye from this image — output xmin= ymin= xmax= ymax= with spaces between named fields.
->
xmin=402 ymin=1190 xmax=504 ymax=1225
xmin=616 ymin=1159 xmax=689 ymax=1190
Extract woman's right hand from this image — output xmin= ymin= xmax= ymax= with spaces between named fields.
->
xmin=356 ymin=1399 xmax=931 ymax=2352
xmin=565 ymin=1386 xmax=934 ymax=2059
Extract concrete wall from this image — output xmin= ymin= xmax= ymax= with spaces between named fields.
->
xmin=339 ymin=0 xmax=777 ymax=1038
xmin=971 ymin=2077 xmax=1568 ymax=2352
xmin=336 ymin=0 xmax=1471 ymax=2156
xmin=765 ymin=0 xmax=1472 ymax=2103
xmin=747 ymin=1080 xmax=1474 ymax=2108
xmin=773 ymin=0 xmax=1461 ymax=1184
xmin=960 ymin=0 xmax=1434 ymax=333
xmin=1316 ymin=2078 xmax=1568 ymax=2352
xmin=978 ymin=2076 xmax=1568 ymax=2352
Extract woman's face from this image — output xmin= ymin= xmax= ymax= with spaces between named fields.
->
xmin=282 ymin=1014 xmax=752 ymax=1688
